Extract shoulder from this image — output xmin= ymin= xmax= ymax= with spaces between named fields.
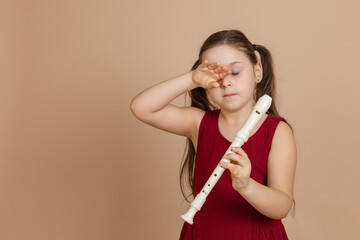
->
xmin=267 ymin=114 xmax=287 ymax=124
xmin=273 ymin=120 xmax=294 ymax=142
xmin=265 ymin=115 xmax=296 ymax=157
xmin=265 ymin=115 xmax=290 ymax=134
xmin=270 ymin=119 xmax=296 ymax=157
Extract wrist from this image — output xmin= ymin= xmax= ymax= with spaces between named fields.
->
xmin=237 ymin=178 xmax=254 ymax=196
xmin=187 ymin=70 xmax=199 ymax=90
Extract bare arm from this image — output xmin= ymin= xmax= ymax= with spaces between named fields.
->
xmin=130 ymin=61 xmax=232 ymax=140
xmin=130 ymin=71 xmax=202 ymax=138
xmin=220 ymin=121 xmax=297 ymax=219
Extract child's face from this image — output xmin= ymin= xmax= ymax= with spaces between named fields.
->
xmin=202 ymin=44 xmax=261 ymax=112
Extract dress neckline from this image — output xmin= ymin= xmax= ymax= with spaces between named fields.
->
xmin=215 ymin=110 xmax=270 ymax=144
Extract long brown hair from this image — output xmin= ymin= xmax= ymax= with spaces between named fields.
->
xmin=180 ymin=29 xmax=291 ymax=202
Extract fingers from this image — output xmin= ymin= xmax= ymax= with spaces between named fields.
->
xmin=196 ymin=60 xmax=211 ymax=72
xmin=231 ymin=147 xmax=249 ymax=160
xmin=220 ymin=147 xmax=252 ymax=192
xmin=224 ymin=147 xmax=249 ymax=166
xmin=219 ymin=69 xmax=232 ymax=79
xmin=207 ymin=61 xmax=220 ymax=70
xmin=202 ymin=60 xmax=230 ymax=76
xmin=199 ymin=59 xmax=208 ymax=68
xmin=205 ymin=79 xmax=220 ymax=88
xmin=214 ymin=65 xmax=226 ymax=74
xmin=219 ymin=161 xmax=240 ymax=175
xmin=208 ymin=62 xmax=227 ymax=74
xmin=194 ymin=60 xmax=232 ymax=89
xmin=223 ymin=153 xmax=246 ymax=167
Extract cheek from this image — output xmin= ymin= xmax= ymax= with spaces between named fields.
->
xmin=233 ymin=74 xmax=255 ymax=88
xmin=207 ymin=88 xmax=221 ymax=99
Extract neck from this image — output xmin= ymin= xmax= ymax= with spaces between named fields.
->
xmin=219 ymin=100 xmax=255 ymax=127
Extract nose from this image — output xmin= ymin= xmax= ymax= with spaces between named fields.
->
xmin=220 ymin=76 xmax=232 ymax=88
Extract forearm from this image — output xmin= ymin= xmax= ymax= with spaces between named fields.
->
xmin=238 ymin=178 xmax=293 ymax=219
xmin=130 ymin=71 xmax=196 ymax=117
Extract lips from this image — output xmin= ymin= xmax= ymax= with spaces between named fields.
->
xmin=224 ymin=93 xmax=237 ymax=97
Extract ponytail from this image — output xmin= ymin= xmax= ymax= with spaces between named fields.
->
xmin=253 ymin=45 xmax=280 ymax=117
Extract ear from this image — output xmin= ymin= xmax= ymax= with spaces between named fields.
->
xmin=254 ymin=62 xmax=263 ymax=81
xmin=254 ymin=51 xmax=263 ymax=82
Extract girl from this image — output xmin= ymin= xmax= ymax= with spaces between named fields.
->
xmin=130 ymin=29 xmax=297 ymax=240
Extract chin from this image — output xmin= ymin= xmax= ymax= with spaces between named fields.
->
xmin=220 ymin=105 xmax=243 ymax=112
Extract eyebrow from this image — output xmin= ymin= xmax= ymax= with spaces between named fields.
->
xmin=228 ymin=61 xmax=244 ymax=66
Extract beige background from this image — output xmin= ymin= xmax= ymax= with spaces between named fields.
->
xmin=1 ymin=0 xmax=360 ymax=239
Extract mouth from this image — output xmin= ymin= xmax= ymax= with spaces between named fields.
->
xmin=223 ymin=93 xmax=237 ymax=97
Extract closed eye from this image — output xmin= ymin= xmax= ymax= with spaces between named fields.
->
xmin=232 ymin=72 xmax=239 ymax=75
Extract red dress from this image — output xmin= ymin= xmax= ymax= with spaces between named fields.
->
xmin=180 ymin=110 xmax=289 ymax=240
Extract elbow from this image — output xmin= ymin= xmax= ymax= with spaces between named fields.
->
xmin=273 ymin=210 xmax=290 ymax=220
xmin=272 ymin=199 xmax=294 ymax=220
xmin=268 ymin=209 xmax=290 ymax=220
xmin=130 ymin=98 xmax=153 ymax=123
xmin=130 ymin=98 xmax=144 ymax=120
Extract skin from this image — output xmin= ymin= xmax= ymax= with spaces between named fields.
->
xmin=130 ymin=44 xmax=297 ymax=220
